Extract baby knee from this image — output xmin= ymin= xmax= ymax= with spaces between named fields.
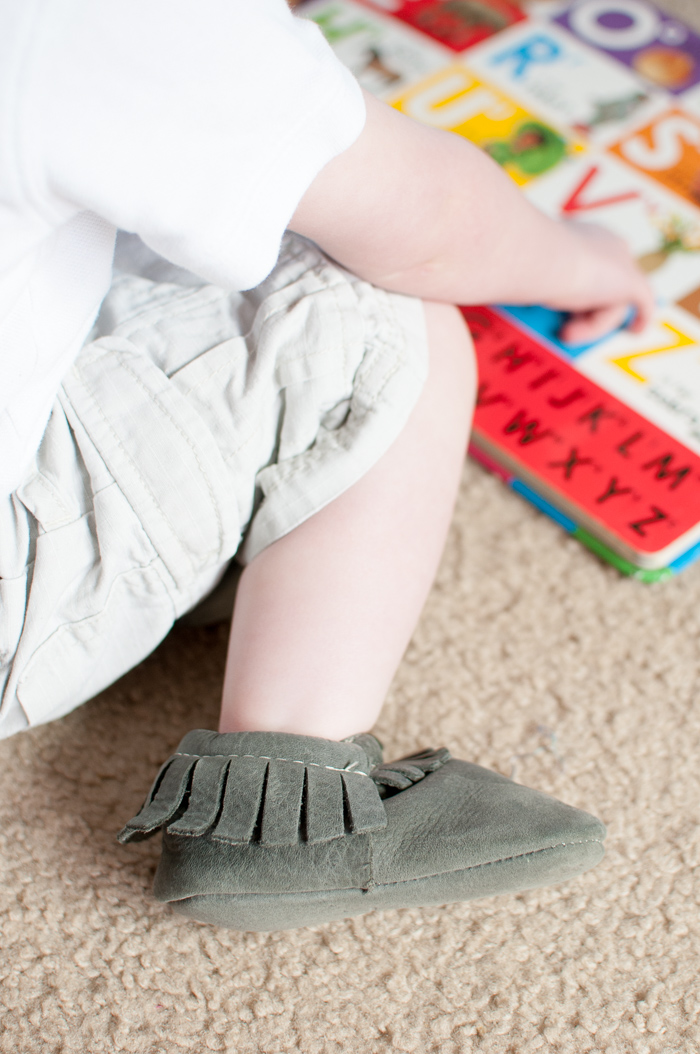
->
xmin=422 ymin=300 xmax=476 ymax=429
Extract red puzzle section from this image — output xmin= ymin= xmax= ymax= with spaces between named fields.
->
xmin=465 ymin=306 xmax=700 ymax=556
xmin=358 ymin=0 xmax=525 ymax=52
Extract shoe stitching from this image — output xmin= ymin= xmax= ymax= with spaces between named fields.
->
xmin=173 ymin=751 xmax=371 ymax=776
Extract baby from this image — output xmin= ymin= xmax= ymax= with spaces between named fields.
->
xmin=1 ymin=0 xmax=652 ymax=930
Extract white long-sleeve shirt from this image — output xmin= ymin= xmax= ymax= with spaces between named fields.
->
xmin=0 ymin=0 xmax=365 ymax=496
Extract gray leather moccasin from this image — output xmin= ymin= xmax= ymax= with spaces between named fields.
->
xmin=118 ymin=728 xmax=606 ymax=931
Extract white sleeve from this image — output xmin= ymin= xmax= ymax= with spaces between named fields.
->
xmin=26 ymin=0 xmax=366 ymax=290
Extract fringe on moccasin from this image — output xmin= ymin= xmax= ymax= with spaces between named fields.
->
xmin=118 ymin=730 xmax=449 ymax=848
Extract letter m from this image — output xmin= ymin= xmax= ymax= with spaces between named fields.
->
xmin=642 ymin=454 xmax=691 ymax=490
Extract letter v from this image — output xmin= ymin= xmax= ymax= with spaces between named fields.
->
xmin=561 ymin=165 xmax=639 ymax=214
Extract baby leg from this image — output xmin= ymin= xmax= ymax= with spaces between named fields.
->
xmin=119 ymin=295 xmax=606 ymax=931
xmin=220 ymin=301 xmax=476 ymax=740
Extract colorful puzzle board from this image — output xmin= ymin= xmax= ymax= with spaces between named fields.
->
xmin=300 ymin=0 xmax=700 ymax=577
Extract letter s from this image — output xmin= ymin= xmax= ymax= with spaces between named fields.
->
xmin=621 ymin=114 xmax=700 ymax=170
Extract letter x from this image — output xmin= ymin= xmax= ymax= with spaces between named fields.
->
xmin=549 ymin=447 xmax=592 ymax=480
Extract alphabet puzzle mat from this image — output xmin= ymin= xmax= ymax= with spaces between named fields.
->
xmin=300 ymin=0 xmax=700 ymax=578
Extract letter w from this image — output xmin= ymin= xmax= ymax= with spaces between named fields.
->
xmin=504 ymin=411 xmax=550 ymax=445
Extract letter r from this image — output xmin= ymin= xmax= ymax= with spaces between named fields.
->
xmin=491 ymin=34 xmax=561 ymax=79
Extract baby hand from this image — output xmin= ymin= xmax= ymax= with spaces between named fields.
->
xmin=550 ymin=224 xmax=655 ymax=348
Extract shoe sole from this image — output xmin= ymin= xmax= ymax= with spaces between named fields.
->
xmin=164 ymin=836 xmax=604 ymax=930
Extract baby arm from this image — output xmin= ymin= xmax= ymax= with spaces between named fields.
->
xmin=290 ymin=91 xmax=653 ymax=346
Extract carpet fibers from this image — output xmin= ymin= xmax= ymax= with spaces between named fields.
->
xmin=2 ymin=458 xmax=699 ymax=1053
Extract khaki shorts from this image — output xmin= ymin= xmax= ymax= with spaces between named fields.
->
xmin=0 ymin=233 xmax=427 ymax=737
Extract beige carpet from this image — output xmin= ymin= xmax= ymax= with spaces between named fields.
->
xmin=4 ymin=0 xmax=700 ymax=1049
xmin=2 ymin=458 xmax=700 ymax=1053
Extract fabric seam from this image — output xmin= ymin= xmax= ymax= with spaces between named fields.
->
xmin=173 ymin=750 xmax=370 ymax=776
